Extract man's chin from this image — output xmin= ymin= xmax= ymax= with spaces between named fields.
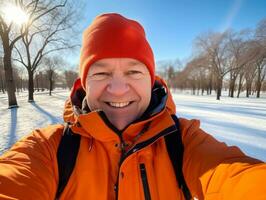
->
xmin=106 ymin=115 xmax=135 ymax=130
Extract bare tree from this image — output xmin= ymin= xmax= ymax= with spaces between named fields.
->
xmin=0 ymin=0 xmax=28 ymax=107
xmin=195 ymin=31 xmax=231 ymax=100
xmin=13 ymin=0 xmax=80 ymax=102
xmin=206 ymin=68 xmax=215 ymax=95
xmin=46 ymin=68 xmax=56 ymax=96
xmin=227 ymin=31 xmax=243 ymax=97
xmin=254 ymin=51 xmax=266 ymax=98
xmin=254 ymin=18 xmax=266 ymax=98
xmin=0 ymin=0 xmax=55 ymax=106
xmin=256 ymin=18 xmax=266 ymax=42
xmin=0 ymin=57 xmax=5 ymax=93
xmin=236 ymin=40 xmax=258 ymax=98
xmin=156 ymin=59 xmax=183 ymax=86
xmin=64 ymin=69 xmax=78 ymax=90
xmin=166 ymin=66 xmax=175 ymax=89
xmin=226 ymin=30 xmax=257 ymax=97
xmin=43 ymin=56 xmax=65 ymax=95
xmin=34 ymin=71 xmax=46 ymax=92
xmin=244 ymin=62 xmax=257 ymax=97
xmin=14 ymin=67 xmax=25 ymax=93
xmin=184 ymin=55 xmax=209 ymax=95
xmin=262 ymin=80 xmax=266 ymax=92
xmin=1 ymin=0 xmax=84 ymax=106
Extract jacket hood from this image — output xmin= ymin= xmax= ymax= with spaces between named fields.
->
xmin=63 ymin=76 xmax=176 ymax=125
xmin=63 ymin=76 xmax=176 ymax=142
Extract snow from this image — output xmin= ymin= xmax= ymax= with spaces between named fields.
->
xmin=172 ymin=90 xmax=266 ymax=161
xmin=0 ymin=90 xmax=65 ymax=154
xmin=0 ymin=89 xmax=266 ymax=162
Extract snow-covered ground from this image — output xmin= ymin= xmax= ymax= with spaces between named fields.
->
xmin=0 ymin=89 xmax=266 ymax=162
xmin=0 ymin=90 xmax=66 ymax=154
xmin=172 ymin=90 xmax=266 ymax=162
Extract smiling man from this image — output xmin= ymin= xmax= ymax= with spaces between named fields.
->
xmin=85 ymin=58 xmax=152 ymax=130
xmin=0 ymin=13 xmax=266 ymax=200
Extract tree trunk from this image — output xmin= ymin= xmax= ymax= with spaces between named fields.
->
xmin=216 ymin=77 xmax=222 ymax=100
xmin=231 ymin=79 xmax=236 ymax=98
xmin=192 ymin=87 xmax=195 ymax=95
xmin=208 ymin=73 xmax=213 ymax=95
xmin=217 ymin=86 xmax=221 ymax=100
xmin=3 ymin=48 xmax=18 ymax=108
xmin=28 ymin=70 xmax=34 ymax=102
xmin=20 ymin=78 xmax=23 ymax=93
xmin=229 ymin=83 xmax=232 ymax=97
xmin=256 ymin=68 xmax=262 ymax=98
xmin=49 ymin=78 xmax=52 ymax=96
xmin=229 ymin=78 xmax=236 ymax=98
xmin=228 ymin=72 xmax=233 ymax=97
xmin=36 ymin=75 xmax=40 ymax=92
xmin=0 ymin=72 xmax=5 ymax=94
xmin=256 ymin=81 xmax=261 ymax=98
xmin=237 ymin=74 xmax=243 ymax=98
xmin=246 ymin=81 xmax=251 ymax=98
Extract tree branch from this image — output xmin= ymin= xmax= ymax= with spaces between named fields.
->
xmin=13 ymin=45 xmax=28 ymax=68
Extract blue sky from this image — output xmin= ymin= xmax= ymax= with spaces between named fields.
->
xmin=70 ymin=0 xmax=266 ymax=66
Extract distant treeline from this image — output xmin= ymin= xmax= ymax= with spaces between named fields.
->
xmin=157 ymin=19 xmax=266 ymax=99
xmin=0 ymin=65 xmax=78 ymax=96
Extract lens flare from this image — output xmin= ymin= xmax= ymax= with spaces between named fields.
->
xmin=1 ymin=4 xmax=29 ymax=26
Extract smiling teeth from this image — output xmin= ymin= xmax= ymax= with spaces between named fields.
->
xmin=109 ymin=102 xmax=130 ymax=108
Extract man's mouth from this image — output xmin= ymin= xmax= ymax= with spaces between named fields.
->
xmin=105 ymin=101 xmax=133 ymax=108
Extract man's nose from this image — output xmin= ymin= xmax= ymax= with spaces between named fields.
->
xmin=106 ymin=76 xmax=130 ymax=96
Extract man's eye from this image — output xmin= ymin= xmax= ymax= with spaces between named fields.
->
xmin=90 ymin=72 xmax=110 ymax=80
xmin=94 ymin=72 xmax=109 ymax=76
xmin=128 ymin=70 xmax=142 ymax=74
xmin=126 ymin=70 xmax=143 ymax=79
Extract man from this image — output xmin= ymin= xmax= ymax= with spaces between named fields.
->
xmin=0 ymin=13 xmax=265 ymax=200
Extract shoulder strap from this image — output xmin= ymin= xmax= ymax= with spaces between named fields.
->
xmin=56 ymin=124 xmax=81 ymax=199
xmin=165 ymin=115 xmax=192 ymax=200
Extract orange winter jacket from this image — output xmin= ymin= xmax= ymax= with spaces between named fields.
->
xmin=0 ymin=77 xmax=265 ymax=200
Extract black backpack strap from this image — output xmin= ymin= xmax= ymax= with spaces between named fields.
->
xmin=55 ymin=123 xmax=81 ymax=199
xmin=165 ymin=115 xmax=192 ymax=200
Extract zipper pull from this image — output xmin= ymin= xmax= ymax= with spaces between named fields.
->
xmin=119 ymin=142 xmax=129 ymax=154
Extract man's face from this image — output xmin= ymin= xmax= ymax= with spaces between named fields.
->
xmin=85 ymin=58 xmax=152 ymax=130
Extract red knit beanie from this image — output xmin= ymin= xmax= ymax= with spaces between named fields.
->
xmin=79 ymin=13 xmax=155 ymax=89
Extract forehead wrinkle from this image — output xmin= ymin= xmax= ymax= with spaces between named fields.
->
xmin=89 ymin=59 xmax=147 ymax=73
xmin=127 ymin=60 xmax=145 ymax=67
xmin=90 ymin=62 xmax=110 ymax=68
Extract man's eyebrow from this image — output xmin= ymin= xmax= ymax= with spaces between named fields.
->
xmin=128 ymin=61 xmax=145 ymax=67
xmin=91 ymin=60 xmax=145 ymax=67
xmin=91 ymin=62 xmax=109 ymax=68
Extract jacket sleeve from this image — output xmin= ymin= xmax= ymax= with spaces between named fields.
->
xmin=180 ymin=118 xmax=266 ymax=200
xmin=0 ymin=124 xmax=63 ymax=200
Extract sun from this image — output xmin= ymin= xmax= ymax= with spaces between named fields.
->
xmin=1 ymin=4 xmax=29 ymax=26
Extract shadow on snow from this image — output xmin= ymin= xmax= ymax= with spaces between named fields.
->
xmin=7 ymin=107 xmax=18 ymax=151
xmin=30 ymin=102 xmax=62 ymax=125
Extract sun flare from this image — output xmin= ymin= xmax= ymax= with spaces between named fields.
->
xmin=1 ymin=4 xmax=29 ymax=25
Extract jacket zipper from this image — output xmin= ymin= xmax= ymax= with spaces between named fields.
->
xmin=115 ymin=133 xmax=125 ymax=200
xmin=115 ymin=124 xmax=177 ymax=200
xmin=140 ymin=163 xmax=151 ymax=200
